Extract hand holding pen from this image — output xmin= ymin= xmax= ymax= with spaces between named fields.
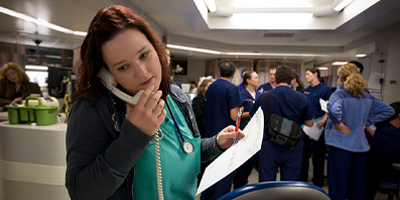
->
xmin=234 ymin=109 xmax=243 ymax=144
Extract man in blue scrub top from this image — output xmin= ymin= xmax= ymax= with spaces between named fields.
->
xmin=257 ymin=66 xmax=277 ymax=93
xmin=250 ymin=66 xmax=316 ymax=182
xmin=202 ymin=61 xmax=243 ymax=200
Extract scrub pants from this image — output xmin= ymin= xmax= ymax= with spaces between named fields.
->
xmin=328 ymin=146 xmax=367 ymax=200
xmin=300 ymin=131 xmax=326 ymax=187
xmin=258 ymin=140 xmax=303 ymax=182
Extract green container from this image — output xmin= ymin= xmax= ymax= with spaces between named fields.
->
xmin=6 ymin=96 xmax=59 ymax=125
xmin=6 ymin=106 xmax=20 ymax=124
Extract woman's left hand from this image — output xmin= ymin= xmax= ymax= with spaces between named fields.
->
xmin=333 ymin=122 xmax=351 ymax=134
xmin=316 ymin=120 xmax=326 ymax=129
xmin=216 ymin=125 xmax=246 ymax=150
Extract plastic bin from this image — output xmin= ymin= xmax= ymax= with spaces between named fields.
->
xmin=6 ymin=96 xmax=59 ymax=125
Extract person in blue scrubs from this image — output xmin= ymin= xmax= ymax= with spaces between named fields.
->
xmin=202 ymin=61 xmax=243 ymax=200
xmin=237 ymin=69 xmax=249 ymax=92
xmin=300 ymin=67 xmax=332 ymax=187
xmin=257 ymin=67 xmax=276 ymax=93
xmin=366 ymin=102 xmax=400 ymax=199
xmin=233 ymin=71 xmax=261 ymax=189
xmin=325 ymin=64 xmax=394 ymax=200
xmin=250 ymin=66 xmax=316 ymax=182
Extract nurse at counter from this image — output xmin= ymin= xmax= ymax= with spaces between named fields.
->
xmin=0 ymin=62 xmax=42 ymax=111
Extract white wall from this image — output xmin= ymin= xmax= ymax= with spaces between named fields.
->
xmin=383 ymin=33 xmax=400 ymax=104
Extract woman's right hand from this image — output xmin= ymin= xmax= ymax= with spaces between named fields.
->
xmin=125 ymin=86 xmax=166 ymax=136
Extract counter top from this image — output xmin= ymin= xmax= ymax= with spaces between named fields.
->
xmin=0 ymin=111 xmax=8 ymax=121
xmin=0 ymin=120 xmax=66 ymax=130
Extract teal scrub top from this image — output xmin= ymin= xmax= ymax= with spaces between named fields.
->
xmin=133 ymin=94 xmax=201 ymax=200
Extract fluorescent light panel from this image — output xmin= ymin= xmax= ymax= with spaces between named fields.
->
xmin=25 ymin=65 xmax=48 ymax=70
xmin=204 ymin=0 xmax=218 ymax=12
xmin=356 ymin=54 xmax=367 ymax=57
xmin=317 ymin=67 xmax=329 ymax=70
xmin=231 ymin=0 xmax=313 ymax=8
xmin=332 ymin=61 xmax=348 ymax=65
xmin=0 ymin=6 xmax=87 ymax=36
xmin=334 ymin=0 xmax=355 ymax=11
xmin=167 ymin=44 xmax=328 ymax=57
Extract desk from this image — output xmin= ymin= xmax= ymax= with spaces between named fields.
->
xmin=0 ymin=121 xmax=69 ymax=200
xmin=0 ymin=112 xmax=8 ymax=122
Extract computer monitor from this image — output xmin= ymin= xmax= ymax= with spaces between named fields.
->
xmin=47 ymin=67 xmax=75 ymax=98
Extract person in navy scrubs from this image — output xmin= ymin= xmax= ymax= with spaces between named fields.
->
xmin=250 ymin=66 xmax=316 ymax=182
xmin=257 ymin=66 xmax=276 ymax=93
xmin=233 ymin=71 xmax=261 ymax=189
xmin=237 ymin=69 xmax=249 ymax=92
xmin=202 ymin=61 xmax=243 ymax=200
xmin=300 ymin=67 xmax=332 ymax=187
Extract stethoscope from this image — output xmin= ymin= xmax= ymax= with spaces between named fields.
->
xmin=165 ymin=101 xmax=194 ymax=154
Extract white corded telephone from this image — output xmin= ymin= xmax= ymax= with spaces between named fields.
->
xmin=98 ymin=68 xmax=144 ymax=106
xmin=98 ymin=68 xmax=164 ymax=200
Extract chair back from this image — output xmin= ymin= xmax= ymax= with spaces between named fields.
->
xmin=219 ymin=181 xmax=330 ymax=200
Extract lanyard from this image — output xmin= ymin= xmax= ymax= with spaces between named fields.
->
xmin=165 ymin=101 xmax=185 ymax=143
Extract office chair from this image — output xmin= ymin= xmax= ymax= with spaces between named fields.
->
xmin=377 ymin=163 xmax=400 ymax=200
xmin=219 ymin=181 xmax=330 ymax=200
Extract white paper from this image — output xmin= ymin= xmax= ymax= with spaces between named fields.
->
xmin=303 ymin=122 xmax=324 ymax=141
xmin=181 ymin=83 xmax=191 ymax=93
xmin=367 ymin=72 xmax=384 ymax=90
xmin=319 ymin=99 xmax=328 ymax=112
xmin=196 ymin=108 xmax=264 ymax=195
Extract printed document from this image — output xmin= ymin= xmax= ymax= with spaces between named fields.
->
xmin=196 ymin=108 xmax=264 ymax=195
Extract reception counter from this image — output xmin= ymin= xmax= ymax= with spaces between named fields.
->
xmin=0 ymin=121 xmax=69 ymax=200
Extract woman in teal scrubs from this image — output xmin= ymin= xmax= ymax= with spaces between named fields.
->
xmin=65 ymin=5 xmax=244 ymax=200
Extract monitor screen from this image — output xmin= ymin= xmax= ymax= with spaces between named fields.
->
xmin=47 ymin=67 xmax=75 ymax=98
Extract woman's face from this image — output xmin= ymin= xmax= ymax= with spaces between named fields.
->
xmin=5 ymin=69 xmax=20 ymax=84
xmin=248 ymin=72 xmax=260 ymax=88
xmin=305 ymin=70 xmax=317 ymax=83
xmin=101 ymin=29 xmax=162 ymax=95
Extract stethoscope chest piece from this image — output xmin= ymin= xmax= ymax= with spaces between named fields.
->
xmin=182 ymin=141 xmax=194 ymax=154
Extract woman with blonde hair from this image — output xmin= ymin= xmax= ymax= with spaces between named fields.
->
xmin=324 ymin=63 xmax=394 ymax=200
xmin=0 ymin=62 xmax=42 ymax=110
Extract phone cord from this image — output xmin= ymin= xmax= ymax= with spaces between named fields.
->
xmin=154 ymin=128 xmax=164 ymax=200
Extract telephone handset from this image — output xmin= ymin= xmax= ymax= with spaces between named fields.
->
xmin=98 ymin=68 xmax=144 ymax=105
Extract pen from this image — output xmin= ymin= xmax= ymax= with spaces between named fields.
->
xmin=234 ymin=109 xmax=242 ymax=143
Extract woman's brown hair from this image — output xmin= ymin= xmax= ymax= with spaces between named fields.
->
xmin=0 ymin=62 xmax=29 ymax=83
xmin=72 ymin=5 xmax=170 ymax=104
xmin=197 ymin=79 xmax=213 ymax=97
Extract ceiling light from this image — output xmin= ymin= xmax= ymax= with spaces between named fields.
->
xmin=25 ymin=65 xmax=48 ymax=70
xmin=317 ymin=67 xmax=329 ymax=70
xmin=204 ymin=0 xmax=217 ymax=12
xmin=334 ymin=0 xmax=355 ymax=11
xmin=356 ymin=54 xmax=367 ymax=57
xmin=167 ymin=44 xmax=329 ymax=57
xmin=332 ymin=61 xmax=348 ymax=65
xmin=0 ymin=6 xmax=86 ymax=36
xmin=231 ymin=0 xmax=313 ymax=8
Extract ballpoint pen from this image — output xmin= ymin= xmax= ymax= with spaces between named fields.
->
xmin=234 ymin=109 xmax=242 ymax=144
